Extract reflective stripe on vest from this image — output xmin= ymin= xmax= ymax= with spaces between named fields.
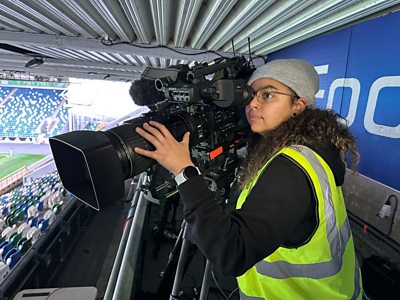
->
xmin=251 ymin=146 xmax=360 ymax=298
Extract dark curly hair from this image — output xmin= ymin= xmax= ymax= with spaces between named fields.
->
xmin=240 ymin=108 xmax=360 ymax=189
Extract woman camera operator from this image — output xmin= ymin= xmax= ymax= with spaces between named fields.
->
xmin=134 ymin=59 xmax=363 ymax=299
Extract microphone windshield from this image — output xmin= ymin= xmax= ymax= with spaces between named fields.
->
xmin=129 ymin=79 xmax=165 ymax=107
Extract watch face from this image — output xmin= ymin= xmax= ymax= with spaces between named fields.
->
xmin=183 ymin=166 xmax=199 ymax=178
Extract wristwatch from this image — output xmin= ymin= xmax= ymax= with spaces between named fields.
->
xmin=174 ymin=166 xmax=201 ymax=186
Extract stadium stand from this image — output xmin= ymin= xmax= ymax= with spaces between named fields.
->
xmin=0 ymin=78 xmax=150 ymax=299
xmin=82 ymin=121 xmax=105 ymax=131
xmin=0 ymin=171 xmax=93 ymax=299
xmin=0 ymin=172 xmax=65 ymax=279
xmin=0 ymin=168 xmax=29 ymax=197
xmin=0 ymin=85 xmax=68 ymax=140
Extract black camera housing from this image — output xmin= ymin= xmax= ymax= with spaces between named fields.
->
xmin=49 ymin=56 xmax=255 ymax=210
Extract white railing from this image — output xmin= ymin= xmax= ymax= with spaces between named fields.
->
xmin=0 ymin=167 xmax=28 ymax=194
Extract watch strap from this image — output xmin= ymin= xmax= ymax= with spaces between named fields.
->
xmin=174 ymin=166 xmax=200 ymax=186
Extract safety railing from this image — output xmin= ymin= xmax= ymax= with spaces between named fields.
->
xmin=104 ymin=173 xmax=150 ymax=300
xmin=0 ymin=167 xmax=29 ymax=195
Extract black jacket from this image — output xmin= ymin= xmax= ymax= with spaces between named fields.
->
xmin=178 ymin=141 xmax=346 ymax=277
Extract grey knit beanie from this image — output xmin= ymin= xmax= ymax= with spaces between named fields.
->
xmin=247 ymin=59 xmax=319 ymax=107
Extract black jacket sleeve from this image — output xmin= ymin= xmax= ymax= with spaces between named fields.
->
xmin=178 ymin=155 xmax=316 ymax=277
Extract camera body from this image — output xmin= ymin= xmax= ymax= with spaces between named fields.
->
xmin=49 ymin=56 xmax=255 ymax=210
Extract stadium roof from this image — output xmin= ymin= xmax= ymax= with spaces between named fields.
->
xmin=0 ymin=0 xmax=399 ymax=82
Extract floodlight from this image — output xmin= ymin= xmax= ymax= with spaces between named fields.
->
xmin=25 ymin=57 xmax=44 ymax=68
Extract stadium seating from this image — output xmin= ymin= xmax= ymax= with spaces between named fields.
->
xmin=83 ymin=122 xmax=104 ymax=131
xmin=0 ymin=171 xmax=67 ymax=283
xmin=0 ymin=87 xmax=68 ymax=139
xmin=0 ymin=164 xmax=94 ymax=298
xmin=0 ymin=87 xmax=13 ymax=101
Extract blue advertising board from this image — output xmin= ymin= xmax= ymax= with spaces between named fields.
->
xmin=268 ymin=11 xmax=400 ymax=192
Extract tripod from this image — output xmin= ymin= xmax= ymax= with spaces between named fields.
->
xmin=150 ymin=158 xmax=242 ymax=300
xmin=104 ymin=171 xmax=234 ymax=300
xmin=154 ymin=219 xmax=213 ymax=300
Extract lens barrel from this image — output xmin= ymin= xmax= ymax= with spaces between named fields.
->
xmin=49 ymin=112 xmax=203 ymax=210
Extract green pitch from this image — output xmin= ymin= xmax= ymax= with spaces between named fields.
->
xmin=0 ymin=153 xmax=46 ymax=180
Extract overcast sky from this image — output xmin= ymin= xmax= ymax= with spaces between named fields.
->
xmin=66 ymin=78 xmax=140 ymax=118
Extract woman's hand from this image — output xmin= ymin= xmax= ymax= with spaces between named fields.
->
xmin=134 ymin=121 xmax=194 ymax=175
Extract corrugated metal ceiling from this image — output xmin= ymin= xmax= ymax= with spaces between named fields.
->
xmin=0 ymin=0 xmax=399 ymax=82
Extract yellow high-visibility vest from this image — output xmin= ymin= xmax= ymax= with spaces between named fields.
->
xmin=236 ymin=145 xmax=362 ymax=300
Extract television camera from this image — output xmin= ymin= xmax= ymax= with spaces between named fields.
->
xmin=49 ymin=56 xmax=255 ymax=210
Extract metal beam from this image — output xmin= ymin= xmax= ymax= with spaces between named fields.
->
xmin=174 ymin=0 xmax=203 ymax=47
xmin=0 ymin=31 xmax=233 ymax=61
xmin=89 ymin=0 xmax=136 ymax=41
xmin=1 ymin=62 xmax=141 ymax=78
xmin=221 ymin=0 xmax=316 ymax=53
xmin=150 ymin=0 xmax=171 ymax=45
xmin=191 ymin=0 xmax=238 ymax=49
xmin=207 ymin=0 xmax=275 ymax=50
xmin=0 ymin=53 xmax=146 ymax=72
xmin=254 ymin=0 xmax=400 ymax=54
xmin=61 ymin=0 xmax=110 ymax=39
xmin=1 ymin=63 xmax=139 ymax=81
xmin=0 ymin=2 xmax=56 ymax=34
xmin=34 ymin=0 xmax=95 ymax=38
xmin=10 ymin=0 xmax=76 ymax=36
xmin=119 ymin=0 xmax=153 ymax=44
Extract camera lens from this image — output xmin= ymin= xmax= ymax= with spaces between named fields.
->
xmin=49 ymin=112 xmax=203 ymax=210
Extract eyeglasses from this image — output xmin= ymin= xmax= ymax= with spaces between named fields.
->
xmin=252 ymin=87 xmax=298 ymax=103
